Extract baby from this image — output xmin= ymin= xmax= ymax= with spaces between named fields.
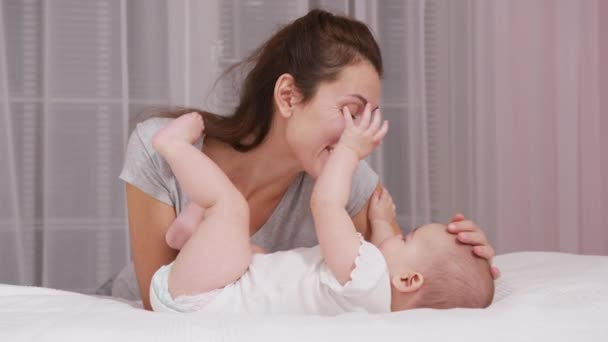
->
xmin=369 ymin=207 xmax=495 ymax=310
xmin=149 ymin=110 xmax=494 ymax=315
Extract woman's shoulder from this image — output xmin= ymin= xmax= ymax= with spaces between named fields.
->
xmin=123 ymin=117 xmax=173 ymax=166
xmin=132 ymin=117 xmax=173 ymax=144
xmin=130 ymin=116 xmax=203 ymax=152
xmin=120 ymin=116 xmax=203 ymax=208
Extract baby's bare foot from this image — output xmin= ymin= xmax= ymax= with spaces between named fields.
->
xmin=165 ymin=219 xmax=196 ymax=250
xmin=152 ymin=112 xmax=204 ymax=156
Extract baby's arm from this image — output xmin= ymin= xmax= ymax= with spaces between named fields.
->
xmin=311 ymin=145 xmax=361 ymax=284
xmin=368 ymin=188 xmax=398 ymax=247
xmin=311 ymin=105 xmax=388 ymax=285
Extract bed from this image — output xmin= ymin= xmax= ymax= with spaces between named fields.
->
xmin=1 ymin=251 xmax=607 ymax=341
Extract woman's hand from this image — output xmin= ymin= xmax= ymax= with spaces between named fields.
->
xmin=448 ymin=213 xmax=501 ymax=279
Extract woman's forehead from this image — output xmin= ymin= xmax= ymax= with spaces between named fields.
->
xmin=338 ymin=63 xmax=380 ymax=93
xmin=319 ymin=68 xmax=381 ymax=106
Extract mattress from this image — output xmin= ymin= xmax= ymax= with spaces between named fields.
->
xmin=1 ymin=251 xmax=607 ymax=341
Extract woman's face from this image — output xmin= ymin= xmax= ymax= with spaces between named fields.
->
xmin=285 ymin=61 xmax=381 ymax=177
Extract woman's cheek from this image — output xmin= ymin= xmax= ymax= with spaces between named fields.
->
xmin=327 ymin=116 xmax=346 ymax=142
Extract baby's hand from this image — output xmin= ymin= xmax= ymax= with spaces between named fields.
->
xmin=369 ymin=187 xmax=396 ymax=224
xmin=337 ymin=103 xmax=388 ymax=160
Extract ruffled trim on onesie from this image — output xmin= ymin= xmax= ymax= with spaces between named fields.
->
xmin=319 ymin=233 xmax=389 ymax=297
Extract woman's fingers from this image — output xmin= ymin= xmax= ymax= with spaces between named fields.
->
xmin=475 ymin=245 xmax=501 ymax=279
xmin=445 ymin=214 xmax=499 ymax=277
xmin=491 ymin=266 xmax=501 ymax=279
xmin=447 ymin=220 xmax=478 ymax=233
xmin=450 ymin=213 xmax=466 ymax=223
xmin=472 ymin=245 xmax=496 ymax=260
xmin=457 ymin=230 xmax=488 ymax=246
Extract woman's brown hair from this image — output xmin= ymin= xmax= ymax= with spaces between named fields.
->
xmin=153 ymin=9 xmax=382 ymax=152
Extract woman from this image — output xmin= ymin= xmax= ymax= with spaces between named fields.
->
xmin=115 ymin=9 xmax=499 ymax=310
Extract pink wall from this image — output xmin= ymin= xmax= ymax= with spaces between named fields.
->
xmin=494 ymin=0 xmax=559 ymax=252
xmin=492 ymin=0 xmax=607 ymax=254
xmin=600 ymin=0 xmax=608 ymax=253
xmin=579 ymin=0 xmax=606 ymax=254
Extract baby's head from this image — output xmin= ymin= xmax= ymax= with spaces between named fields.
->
xmin=378 ymin=223 xmax=494 ymax=310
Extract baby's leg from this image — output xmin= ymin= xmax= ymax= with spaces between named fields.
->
xmin=152 ymin=113 xmax=251 ymax=297
xmin=168 ymin=204 xmax=266 ymax=255
xmin=168 ymin=203 xmax=265 ymax=254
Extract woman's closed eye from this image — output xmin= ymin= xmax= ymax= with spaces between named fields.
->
xmin=345 ymin=104 xmax=363 ymax=119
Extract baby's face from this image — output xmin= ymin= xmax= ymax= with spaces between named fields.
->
xmin=378 ymin=223 xmax=453 ymax=272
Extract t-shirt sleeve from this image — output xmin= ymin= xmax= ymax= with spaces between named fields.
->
xmin=319 ymin=236 xmax=390 ymax=306
xmin=119 ymin=118 xmax=174 ymax=206
xmin=346 ymin=160 xmax=379 ymax=216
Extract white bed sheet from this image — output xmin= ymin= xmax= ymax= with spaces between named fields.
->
xmin=1 ymin=251 xmax=607 ymax=341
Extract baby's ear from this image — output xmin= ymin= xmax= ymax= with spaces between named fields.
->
xmin=392 ymin=272 xmax=424 ymax=293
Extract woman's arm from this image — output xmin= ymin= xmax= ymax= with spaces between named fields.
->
xmin=125 ymin=183 xmax=178 ymax=310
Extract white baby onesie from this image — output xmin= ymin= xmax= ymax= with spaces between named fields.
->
xmin=150 ymin=237 xmax=391 ymax=315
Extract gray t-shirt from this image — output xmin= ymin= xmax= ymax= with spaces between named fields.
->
xmin=112 ymin=117 xmax=379 ymax=300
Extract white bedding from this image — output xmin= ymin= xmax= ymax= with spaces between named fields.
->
xmin=1 ymin=252 xmax=607 ymax=341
